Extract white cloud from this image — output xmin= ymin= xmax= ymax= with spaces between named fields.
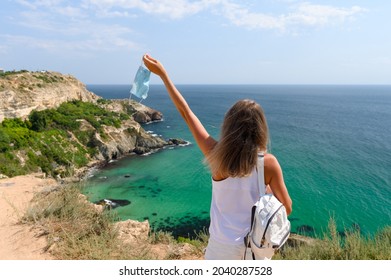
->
xmin=15 ymin=0 xmax=368 ymax=31
xmin=287 ymin=3 xmax=367 ymax=26
xmin=8 ymin=0 xmax=368 ymax=54
xmin=9 ymin=2 xmax=139 ymax=53
xmin=83 ymin=0 xmax=367 ymax=31
xmin=54 ymin=5 xmax=87 ymax=18
xmin=15 ymin=0 xmax=37 ymax=9
xmin=217 ymin=1 xmax=367 ymax=31
xmin=85 ymin=0 xmax=213 ymax=19
xmin=16 ymin=0 xmax=65 ymax=10
xmin=218 ymin=1 xmax=285 ymax=30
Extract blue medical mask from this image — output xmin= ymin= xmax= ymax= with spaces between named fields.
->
xmin=130 ymin=63 xmax=151 ymax=101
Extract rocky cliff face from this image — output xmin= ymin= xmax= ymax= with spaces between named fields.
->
xmin=0 ymin=71 xmax=100 ymax=122
xmin=89 ymin=99 xmax=168 ymax=162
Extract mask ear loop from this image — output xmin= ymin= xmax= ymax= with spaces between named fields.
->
xmin=129 ymin=58 xmax=146 ymax=105
xmin=138 ymin=58 xmax=150 ymax=104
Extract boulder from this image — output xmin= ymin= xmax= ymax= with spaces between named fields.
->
xmin=115 ymin=220 xmax=150 ymax=243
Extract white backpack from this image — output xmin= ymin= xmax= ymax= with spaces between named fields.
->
xmin=244 ymin=155 xmax=291 ymax=260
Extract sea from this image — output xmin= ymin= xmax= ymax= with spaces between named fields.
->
xmin=83 ymin=84 xmax=391 ymax=238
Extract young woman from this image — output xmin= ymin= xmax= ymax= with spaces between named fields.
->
xmin=143 ymin=54 xmax=292 ymax=260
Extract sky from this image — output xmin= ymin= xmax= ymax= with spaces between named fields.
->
xmin=1 ymin=0 xmax=390 ymax=85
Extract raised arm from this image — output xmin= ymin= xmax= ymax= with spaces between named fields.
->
xmin=143 ymin=54 xmax=217 ymax=156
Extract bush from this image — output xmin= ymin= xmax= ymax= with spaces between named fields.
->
xmin=0 ymin=129 xmax=11 ymax=152
xmin=30 ymin=110 xmax=51 ymax=131
xmin=1 ymin=118 xmax=36 ymax=151
xmin=0 ymin=70 xmax=28 ymax=78
xmin=0 ymin=153 xmax=27 ymax=176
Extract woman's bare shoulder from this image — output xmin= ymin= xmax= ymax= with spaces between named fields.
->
xmin=264 ymin=153 xmax=278 ymax=164
xmin=264 ymin=153 xmax=282 ymax=173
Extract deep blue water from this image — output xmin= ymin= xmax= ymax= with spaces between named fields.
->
xmin=84 ymin=84 xmax=391 ymax=238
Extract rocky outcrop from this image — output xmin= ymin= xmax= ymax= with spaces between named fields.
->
xmin=115 ymin=220 xmax=150 ymax=244
xmin=94 ymin=99 xmax=189 ymax=160
xmin=131 ymin=103 xmax=163 ymax=123
xmin=98 ymin=98 xmax=163 ymax=124
xmin=88 ymin=99 xmax=168 ymax=161
xmin=0 ymin=71 xmax=100 ymax=122
xmin=90 ymin=118 xmax=166 ymax=161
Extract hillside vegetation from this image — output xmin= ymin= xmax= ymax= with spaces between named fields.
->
xmin=0 ymin=100 xmax=127 ymax=177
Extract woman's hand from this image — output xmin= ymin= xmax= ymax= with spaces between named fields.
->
xmin=143 ymin=54 xmax=167 ymax=78
xmin=142 ymin=53 xmax=216 ymax=157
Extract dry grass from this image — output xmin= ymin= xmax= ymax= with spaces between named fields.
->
xmin=22 ymin=184 xmax=205 ymax=260
xmin=22 ymin=184 xmax=390 ymax=260
xmin=274 ymin=218 xmax=391 ymax=260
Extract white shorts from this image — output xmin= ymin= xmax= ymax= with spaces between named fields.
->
xmin=204 ymin=238 xmax=274 ymax=260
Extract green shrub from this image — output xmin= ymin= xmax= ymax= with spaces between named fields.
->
xmin=0 ymin=129 xmax=11 ymax=152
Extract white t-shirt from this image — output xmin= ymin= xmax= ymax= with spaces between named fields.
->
xmin=209 ymin=167 xmax=261 ymax=245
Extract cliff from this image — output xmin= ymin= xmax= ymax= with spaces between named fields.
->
xmin=0 ymin=71 xmax=184 ymax=179
xmin=0 ymin=70 xmax=100 ymax=122
xmin=83 ymin=99 xmax=168 ymax=162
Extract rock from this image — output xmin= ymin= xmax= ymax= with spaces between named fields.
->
xmin=286 ymin=233 xmax=317 ymax=247
xmin=115 ymin=220 xmax=150 ymax=243
xmin=130 ymin=101 xmax=163 ymax=123
xmin=91 ymin=119 xmax=140 ymax=161
xmin=168 ymin=138 xmax=188 ymax=146
xmin=78 ymin=193 xmax=104 ymax=213
xmin=137 ymin=132 xmax=166 ymax=148
xmin=95 ymin=198 xmax=131 ymax=209
xmin=133 ymin=111 xmax=150 ymax=123
xmin=132 ymin=110 xmax=162 ymax=123
xmin=98 ymin=99 xmax=163 ymax=124
xmin=133 ymin=146 xmax=149 ymax=155
xmin=92 ymin=99 xmax=168 ymax=158
xmin=33 ymin=172 xmax=46 ymax=179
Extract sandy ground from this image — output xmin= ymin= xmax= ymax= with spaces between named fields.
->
xmin=0 ymin=173 xmax=58 ymax=260
xmin=0 ymin=173 xmax=204 ymax=261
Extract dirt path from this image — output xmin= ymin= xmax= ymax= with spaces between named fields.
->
xmin=0 ymin=174 xmax=58 ymax=260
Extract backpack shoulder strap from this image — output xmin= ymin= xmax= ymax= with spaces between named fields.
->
xmin=257 ymin=153 xmax=266 ymax=196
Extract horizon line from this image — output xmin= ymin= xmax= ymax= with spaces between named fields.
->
xmin=86 ymin=83 xmax=391 ymax=86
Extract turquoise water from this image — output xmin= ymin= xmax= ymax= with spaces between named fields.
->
xmin=84 ymin=85 xmax=391 ymax=238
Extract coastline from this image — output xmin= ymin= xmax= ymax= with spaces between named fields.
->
xmin=0 ymin=134 xmax=192 ymax=260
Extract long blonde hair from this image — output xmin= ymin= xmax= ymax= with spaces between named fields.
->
xmin=205 ymin=99 xmax=269 ymax=178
